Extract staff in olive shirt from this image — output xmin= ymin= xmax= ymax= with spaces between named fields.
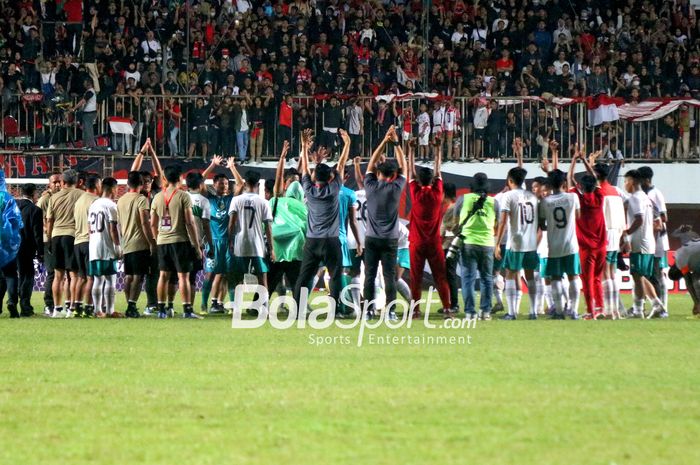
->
xmin=46 ymin=169 xmax=86 ymax=318
xmin=118 ymin=171 xmax=157 ymax=318
xmin=37 ymin=173 xmax=62 ymax=314
xmin=150 ymin=165 xmax=202 ymax=319
xmin=72 ymin=174 xmax=101 ymax=317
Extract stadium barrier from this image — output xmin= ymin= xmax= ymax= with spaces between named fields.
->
xmin=2 ymin=94 xmax=700 ymax=161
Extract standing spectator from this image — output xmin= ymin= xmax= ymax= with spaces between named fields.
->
xmin=15 ymin=184 xmax=43 ymax=317
xmin=71 ymin=78 xmax=98 ymax=149
xmin=485 ymin=100 xmax=505 ymax=161
xmin=278 ymin=94 xmax=294 ymax=159
xmin=188 ymin=97 xmax=209 ymax=161
xmin=232 ymin=97 xmax=251 ymax=163
xmin=346 ymin=99 xmax=364 ymax=159
xmin=166 ymin=96 xmax=181 ymax=158
xmin=249 ymin=96 xmax=268 ymax=163
xmin=321 ymin=96 xmax=343 ymax=158
xmin=659 ymin=115 xmax=678 ymax=160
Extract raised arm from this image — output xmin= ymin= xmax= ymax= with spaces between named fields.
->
xmin=432 ymin=139 xmax=441 ymax=178
xmin=513 ymin=137 xmax=523 ymax=168
xmin=353 ymin=157 xmax=365 ymax=189
xmin=394 ymin=134 xmax=408 ymax=179
xmin=299 ymin=129 xmax=312 ymax=177
xmin=274 ymin=140 xmax=290 ymax=197
xmin=550 ymin=140 xmax=560 ymax=170
xmin=130 ymin=139 xmax=150 ymax=171
xmin=202 ymin=155 xmax=223 ymax=179
xmin=225 ymin=157 xmax=246 ymax=196
xmin=337 ymin=129 xmax=351 ymax=180
xmin=582 ymin=149 xmax=599 ymax=176
xmin=147 ymin=138 xmax=165 ymax=184
xmin=567 ymin=150 xmax=579 ymax=190
xmin=367 ymin=125 xmax=395 ymax=174
xmin=408 ymin=139 xmax=416 ymax=181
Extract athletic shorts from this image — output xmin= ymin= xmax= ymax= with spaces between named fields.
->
xmin=493 ymin=244 xmax=507 ymax=272
xmin=341 ymin=240 xmax=353 ymax=268
xmin=51 ymin=235 xmax=76 ymax=271
xmin=158 ymin=242 xmax=195 ymax=273
xmin=233 ymin=256 xmax=269 ymax=274
xmin=418 ymin=133 xmax=429 ymax=146
xmin=474 ymin=128 xmax=485 ymax=140
xmin=397 ymin=248 xmax=410 ymax=269
xmin=606 ymin=251 xmax=618 ymax=264
xmin=205 ymin=240 xmax=233 ymax=274
xmin=545 ymin=253 xmax=581 ymax=278
xmin=75 ymin=242 xmax=90 ymax=277
xmin=349 ymin=250 xmax=363 ymax=274
xmin=402 ymin=130 xmax=411 ymax=141
xmin=503 ymin=249 xmax=539 ymax=272
xmin=88 ymin=259 xmax=117 ymax=277
xmin=539 ymin=258 xmax=550 ymax=279
xmin=655 ymin=255 xmax=669 ymax=269
xmin=630 ymin=252 xmax=655 ymax=278
xmin=123 ymin=250 xmax=151 ymax=275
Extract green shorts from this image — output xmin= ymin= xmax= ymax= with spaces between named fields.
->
xmin=232 ymin=256 xmax=269 ymax=275
xmin=655 ymin=255 xmax=669 ymax=270
xmin=88 ymin=259 xmax=117 ymax=277
xmin=629 ymin=252 xmax=654 ymax=278
xmin=205 ymin=241 xmax=233 ymax=274
xmin=397 ymin=248 xmax=410 ymax=270
xmin=539 ymin=258 xmax=550 ymax=279
xmin=606 ymin=251 xmax=618 ymax=264
xmin=545 ymin=253 xmax=581 ymax=278
xmin=504 ymin=250 xmax=539 ymax=272
xmin=493 ymin=244 xmax=507 ymax=271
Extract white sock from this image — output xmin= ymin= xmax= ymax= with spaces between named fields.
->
xmin=544 ymin=284 xmax=553 ymax=310
xmin=350 ymin=276 xmax=362 ymax=311
xmin=494 ymin=274 xmax=504 ymax=305
xmin=568 ymin=278 xmax=581 ymax=317
xmin=658 ymin=270 xmax=668 ymax=308
xmin=396 ymin=278 xmax=411 ymax=302
xmin=505 ymin=279 xmax=521 ymax=316
xmin=92 ymin=276 xmax=105 ymax=314
xmin=603 ymin=279 xmax=613 ymax=314
xmin=551 ymin=280 xmax=566 ymax=315
xmin=534 ymin=272 xmax=546 ymax=313
xmin=105 ymin=275 xmax=116 ymax=315
xmin=526 ymin=279 xmax=539 ymax=316
xmin=561 ymin=276 xmax=570 ymax=306
xmin=633 ymin=298 xmax=644 ymax=314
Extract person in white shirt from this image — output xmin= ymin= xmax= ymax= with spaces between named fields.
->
xmin=538 ymin=170 xmax=582 ymax=319
xmin=473 ymin=100 xmax=489 ymax=161
xmin=141 ymin=31 xmax=162 ymax=63
xmin=451 ymin=24 xmax=468 ymax=44
xmin=639 ymin=167 xmax=670 ymax=310
xmin=532 ymin=177 xmax=553 ymax=314
xmin=494 ymin=167 xmax=540 ymax=319
xmin=88 ymin=178 xmax=121 ymax=317
xmin=553 ymin=52 xmax=570 ymax=76
xmin=417 ymin=104 xmax=431 ymax=161
xmin=622 ymin=170 xmax=666 ymax=318
xmin=432 ymin=101 xmax=447 ymax=158
xmin=228 ymin=170 xmax=274 ymax=301
xmin=186 ymin=172 xmax=213 ymax=314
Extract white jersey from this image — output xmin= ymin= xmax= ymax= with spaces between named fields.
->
xmin=602 ymin=184 xmax=626 ymax=252
xmin=188 ymin=192 xmax=211 ymax=248
xmin=229 ymin=192 xmax=272 ymax=257
xmin=494 ymin=191 xmax=509 ymax=245
xmin=444 ymin=107 xmax=459 ymax=131
xmin=417 ymin=112 xmax=431 ymax=137
xmin=675 ymin=240 xmax=700 ymax=273
xmin=432 ymin=107 xmax=446 ymax=132
xmin=88 ymin=198 xmax=118 ymax=261
xmin=500 ymin=188 xmax=539 ymax=252
xmin=625 ymin=189 xmax=655 ymax=255
xmin=347 ymin=189 xmax=367 ymax=249
xmin=646 ymin=186 xmax=670 ymax=258
xmin=539 ymin=192 xmax=580 ymax=258
xmin=398 ymin=222 xmax=410 ymax=250
xmin=537 ymin=230 xmax=549 ymax=257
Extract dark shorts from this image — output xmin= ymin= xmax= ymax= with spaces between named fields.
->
xmin=123 ymin=249 xmax=151 ymax=275
xmin=158 ymin=242 xmax=195 ymax=273
xmin=51 ymin=235 xmax=76 ymax=271
xmin=190 ymin=126 xmax=208 ymax=144
xmin=75 ymin=242 xmax=90 ymax=277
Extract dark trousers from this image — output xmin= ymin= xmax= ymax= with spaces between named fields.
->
xmin=43 ymin=242 xmax=55 ymax=309
xmin=444 ymin=249 xmax=460 ymax=309
xmin=17 ymin=251 xmax=35 ymax=314
xmin=268 ymin=260 xmax=302 ymax=297
xmin=363 ymin=236 xmax=398 ymax=313
xmin=293 ymin=238 xmax=343 ymax=315
xmin=0 ymin=260 xmax=19 ymax=312
xmin=278 ymin=125 xmax=292 ymax=159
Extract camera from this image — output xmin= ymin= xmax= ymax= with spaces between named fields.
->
xmin=446 ymin=236 xmax=463 ymax=261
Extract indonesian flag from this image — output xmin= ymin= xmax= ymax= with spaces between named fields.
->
xmin=586 ymin=95 xmax=623 ymax=126
xmin=108 ymin=116 xmax=134 ymax=135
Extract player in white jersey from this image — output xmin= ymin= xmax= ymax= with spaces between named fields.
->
xmin=494 ymin=166 xmax=539 ymax=319
xmin=395 ymin=221 xmax=412 ymax=302
xmin=185 ymin=172 xmax=213 ymax=314
xmin=228 ymin=170 xmax=274 ymax=306
xmin=346 ymin=158 xmax=369 ymax=307
xmin=532 ymin=177 xmax=553 ymax=314
xmin=639 ymin=167 xmax=670 ymax=309
xmin=622 ymin=170 xmax=666 ymax=318
xmin=88 ymin=178 xmax=121 ymax=317
xmin=416 ymin=104 xmax=431 ymax=161
xmin=669 ymin=225 xmax=700 ymax=317
xmin=538 ymin=169 xmax=582 ymax=319
xmin=492 ymin=189 xmax=509 ymax=313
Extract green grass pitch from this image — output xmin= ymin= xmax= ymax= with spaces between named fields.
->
xmin=0 ymin=292 xmax=699 ymax=465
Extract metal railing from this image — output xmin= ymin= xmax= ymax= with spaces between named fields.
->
xmin=2 ymin=93 xmax=699 ymax=162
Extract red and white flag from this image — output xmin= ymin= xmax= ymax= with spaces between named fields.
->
xmin=586 ymin=95 xmax=623 ymax=126
xmin=108 ymin=116 xmax=134 ymax=135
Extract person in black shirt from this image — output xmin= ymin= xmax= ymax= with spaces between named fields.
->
xmin=188 ymin=97 xmax=210 ymax=161
xmin=15 ymin=184 xmax=43 ymax=317
xmin=320 ymin=97 xmax=343 ymax=158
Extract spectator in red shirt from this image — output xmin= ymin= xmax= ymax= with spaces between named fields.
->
xmin=568 ymin=151 xmax=607 ymax=319
xmin=278 ymin=95 xmax=293 ymax=159
xmin=407 ymin=142 xmax=452 ymax=318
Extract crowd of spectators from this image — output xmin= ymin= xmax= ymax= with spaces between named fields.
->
xmin=0 ymin=0 xmax=698 ymax=160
